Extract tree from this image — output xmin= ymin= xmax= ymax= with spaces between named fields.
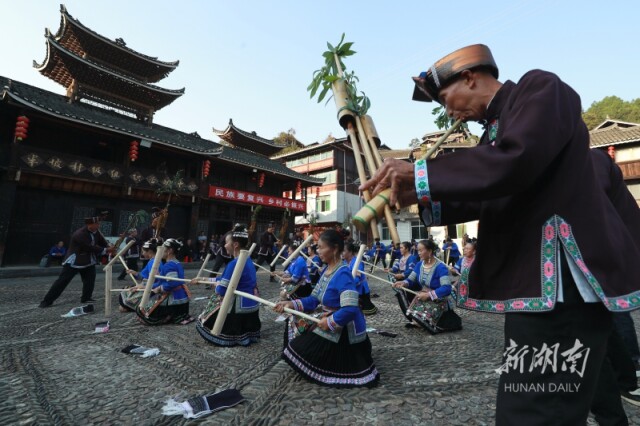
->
xmin=582 ymin=96 xmax=640 ymax=130
xmin=273 ymin=128 xmax=298 ymax=147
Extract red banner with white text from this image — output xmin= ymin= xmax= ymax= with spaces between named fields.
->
xmin=208 ymin=185 xmax=306 ymax=212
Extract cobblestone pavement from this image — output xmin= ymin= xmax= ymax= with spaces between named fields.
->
xmin=1 ymin=267 xmax=639 ymax=425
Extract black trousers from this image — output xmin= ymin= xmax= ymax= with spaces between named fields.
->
xmin=591 ymin=328 xmax=634 ymax=425
xmin=42 ymin=264 xmax=97 ymax=304
xmin=496 ymin=278 xmax=612 ymax=425
xmin=255 ymin=253 xmax=276 ymax=280
xmin=117 ymin=257 xmax=139 ymax=280
xmin=370 ymin=253 xmax=387 ymax=270
xmin=613 ymin=312 xmax=640 ymax=364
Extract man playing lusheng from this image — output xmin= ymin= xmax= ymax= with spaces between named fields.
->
xmin=361 ymin=44 xmax=640 ymax=424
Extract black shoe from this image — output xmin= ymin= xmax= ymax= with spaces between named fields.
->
xmin=39 ymin=301 xmax=52 ymax=308
xmin=269 ymin=278 xmax=276 ymax=282
xmin=81 ymin=298 xmax=96 ymax=303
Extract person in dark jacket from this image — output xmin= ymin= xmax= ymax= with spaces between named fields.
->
xmin=39 ymin=216 xmax=112 ymax=307
xmin=361 ymin=44 xmax=640 ymax=424
xmin=255 ymin=223 xmax=279 ymax=282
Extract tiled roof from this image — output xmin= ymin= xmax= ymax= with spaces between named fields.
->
xmin=35 ymin=36 xmax=184 ymax=111
xmin=589 ymin=122 xmax=640 ymax=147
xmin=0 ymin=74 xmax=321 ymax=185
xmin=56 ymin=5 xmax=178 ymax=82
xmin=213 ymin=119 xmax=304 ymax=156
xmin=380 ymin=149 xmax=413 ymax=160
xmin=271 ymin=137 xmax=349 ymax=159
xmin=219 ymin=146 xmax=323 ymax=184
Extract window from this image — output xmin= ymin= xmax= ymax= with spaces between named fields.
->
xmin=411 ymin=220 xmax=428 ymax=240
xmin=317 ymin=196 xmax=331 ymax=212
xmin=311 ymin=170 xmax=336 ymax=184
xmin=381 ymin=224 xmax=390 ymax=240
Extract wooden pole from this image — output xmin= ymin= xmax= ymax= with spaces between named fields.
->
xmin=211 ymin=249 xmax=250 ymax=335
xmin=355 ymin=269 xmax=420 ymax=296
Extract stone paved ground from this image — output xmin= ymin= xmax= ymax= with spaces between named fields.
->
xmin=1 ymin=266 xmax=639 ymax=425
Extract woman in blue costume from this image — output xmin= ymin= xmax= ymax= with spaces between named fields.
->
xmin=274 ymin=229 xmax=379 ymax=388
xmin=273 ymin=245 xmax=311 ymax=299
xmin=136 ymin=238 xmax=193 ymax=325
xmin=343 ymin=241 xmax=378 ymax=315
xmin=306 ymin=244 xmax=323 ymax=287
xmin=196 ymin=224 xmax=261 ymax=346
xmin=119 ymin=238 xmax=158 ymax=312
xmin=386 ymin=241 xmax=419 ymax=321
xmin=393 ymin=239 xmax=461 ymax=334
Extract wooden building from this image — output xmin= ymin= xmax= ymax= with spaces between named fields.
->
xmin=0 ymin=6 xmax=319 ymax=265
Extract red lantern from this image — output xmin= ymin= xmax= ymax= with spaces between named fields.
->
xmin=315 ymin=187 xmax=320 ymax=197
xmin=14 ymin=115 xmax=29 ymax=141
xmin=607 ymin=146 xmax=615 ymax=159
xmin=258 ymin=172 xmax=265 ymax=188
xmin=203 ymin=159 xmax=211 ymax=177
xmin=129 ymin=140 xmax=139 ymax=162
xmin=296 ymin=180 xmax=302 ymax=194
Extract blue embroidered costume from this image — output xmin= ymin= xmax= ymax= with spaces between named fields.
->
xmin=282 ymin=265 xmax=379 ymax=387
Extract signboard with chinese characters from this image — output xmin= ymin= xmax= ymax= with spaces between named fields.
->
xmin=208 ymin=185 xmax=306 ymax=212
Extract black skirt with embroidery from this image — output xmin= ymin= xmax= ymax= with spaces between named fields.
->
xmin=282 ymin=320 xmax=379 ymax=388
xmin=196 ymin=298 xmax=261 ymax=347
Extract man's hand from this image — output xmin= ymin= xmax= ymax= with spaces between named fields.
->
xmin=359 ymin=158 xmax=417 ymax=207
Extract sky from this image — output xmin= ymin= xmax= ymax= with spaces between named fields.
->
xmin=2 ymin=0 xmax=639 ymax=149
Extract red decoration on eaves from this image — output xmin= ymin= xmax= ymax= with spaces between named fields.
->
xmin=258 ymin=172 xmax=265 ymax=188
xmin=14 ymin=115 xmax=29 ymax=141
xmin=129 ymin=140 xmax=139 ymax=162
xmin=203 ymin=159 xmax=211 ymax=177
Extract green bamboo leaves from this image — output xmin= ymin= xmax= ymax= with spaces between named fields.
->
xmin=308 ymin=33 xmax=370 ymax=116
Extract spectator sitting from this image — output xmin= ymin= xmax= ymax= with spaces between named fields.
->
xmin=48 ymin=241 xmax=67 ymax=266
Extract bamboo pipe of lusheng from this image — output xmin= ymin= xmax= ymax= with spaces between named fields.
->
xmin=352 ymin=119 xmax=463 ymax=233
xmin=331 ymin=53 xmax=380 ymax=240
xmin=351 ymin=118 xmax=400 ymax=245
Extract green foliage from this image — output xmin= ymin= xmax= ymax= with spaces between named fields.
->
xmin=431 ymin=106 xmax=469 ymax=131
xmin=273 ymin=129 xmax=298 ymax=147
xmin=156 ymin=170 xmax=184 ymax=207
xmin=308 ymin=33 xmax=370 ymax=116
xmin=582 ymin=96 xmax=640 ymax=130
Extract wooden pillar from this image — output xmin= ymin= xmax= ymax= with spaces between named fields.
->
xmin=0 ymin=180 xmax=17 ymax=266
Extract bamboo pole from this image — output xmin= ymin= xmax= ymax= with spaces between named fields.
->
xmin=139 ymin=246 xmax=165 ymax=310
xmin=211 ymin=250 xmax=250 ymax=335
xmin=234 ymin=290 xmax=321 ymax=324
xmin=352 ymin=244 xmax=366 ymax=278
xmin=117 ymin=256 xmax=140 ymax=286
xmin=104 ymin=265 xmax=112 ymax=316
xmin=103 ymin=239 xmax=136 ymax=270
xmin=271 ymin=244 xmax=288 ymax=268
xmin=355 ymin=268 xmax=420 ymax=296
xmin=282 ymin=236 xmax=313 ymax=268
xmin=196 ymin=253 xmax=211 ymax=279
